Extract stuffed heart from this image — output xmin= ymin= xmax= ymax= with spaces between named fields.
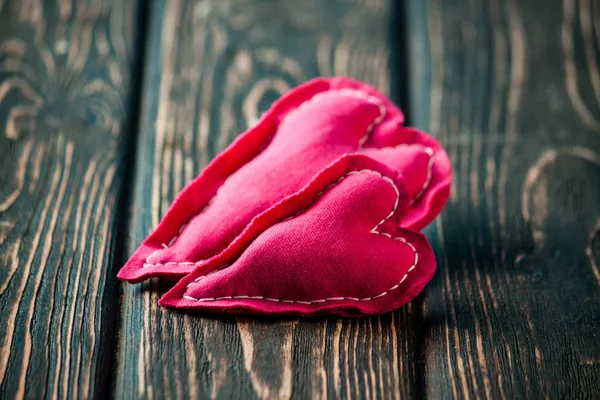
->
xmin=118 ymin=77 xmax=450 ymax=283
xmin=158 ymin=155 xmax=436 ymax=317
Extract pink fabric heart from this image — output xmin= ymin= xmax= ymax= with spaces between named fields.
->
xmin=158 ymin=155 xmax=436 ymax=317
xmin=118 ymin=77 xmax=450 ymax=283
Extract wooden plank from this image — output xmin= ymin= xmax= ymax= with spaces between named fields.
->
xmin=116 ymin=0 xmax=420 ymax=398
xmin=408 ymin=0 xmax=600 ymax=397
xmin=0 ymin=0 xmax=141 ymax=398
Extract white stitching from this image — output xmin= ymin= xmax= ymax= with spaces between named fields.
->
xmin=334 ymin=88 xmax=387 ymax=147
xmin=145 ymin=249 xmax=162 ymax=264
xmin=410 ymin=146 xmax=435 ymax=203
xmin=186 ymin=264 xmax=230 ymax=287
xmin=143 ymin=88 xmax=434 ymax=269
xmin=143 ymin=88 xmax=387 ymax=267
xmin=146 ymin=223 xmax=188 ymax=264
xmin=182 ymin=170 xmax=420 ymax=305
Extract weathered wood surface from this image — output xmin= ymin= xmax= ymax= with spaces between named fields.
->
xmin=0 ymin=0 xmax=141 ymax=398
xmin=115 ymin=0 xmax=422 ymax=399
xmin=409 ymin=0 xmax=600 ymax=398
xmin=1 ymin=0 xmax=599 ymax=398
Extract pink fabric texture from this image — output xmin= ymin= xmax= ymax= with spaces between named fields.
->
xmin=118 ymin=77 xmax=451 ymax=284
xmin=158 ymin=155 xmax=437 ymax=317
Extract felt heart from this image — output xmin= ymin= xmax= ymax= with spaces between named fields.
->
xmin=118 ymin=77 xmax=450 ymax=283
xmin=158 ymin=155 xmax=436 ymax=317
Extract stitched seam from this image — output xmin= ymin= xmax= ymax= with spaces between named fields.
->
xmin=145 ymin=88 xmax=433 ymax=268
xmin=144 ymin=88 xmax=387 ymax=266
xmin=410 ymin=146 xmax=435 ymax=203
xmin=182 ymin=169 xmax=419 ymax=304
xmin=145 ymin=143 xmax=434 ymax=268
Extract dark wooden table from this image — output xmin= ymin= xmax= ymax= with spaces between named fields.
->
xmin=1 ymin=0 xmax=599 ymax=398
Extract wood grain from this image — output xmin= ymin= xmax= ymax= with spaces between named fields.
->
xmin=0 ymin=0 xmax=140 ymax=397
xmin=116 ymin=0 xmax=421 ymax=398
xmin=408 ymin=0 xmax=600 ymax=397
